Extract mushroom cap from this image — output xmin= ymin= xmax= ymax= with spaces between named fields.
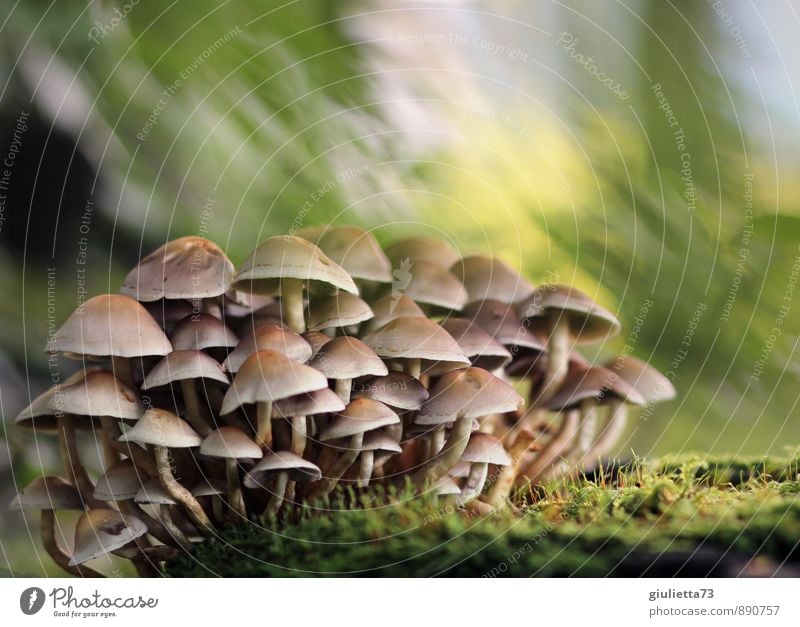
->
xmin=450 ymin=255 xmax=535 ymax=305
xmin=302 ymin=331 xmax=332 ymax=357
xmin=224 ymin=324 xmax=312 ymax=373
xmin=56 ymin=371 xmax=145 ymax=420
xmin=464 ymin=299 xmax=547 ymax=351
xmin=221 ymin=350 xmax=327 ymax=413
xmin=362 ymin=316 xmax=469 ymax=373
xmin=117 ymin=408 xmax=202 ymax=448
xmin=309 ymin=336 xmax=388 ymax=381
xmin=233 ymin=235 xmax=358 ymax=295
xmin=46 ymin=294 xmax=172 ymax=358
xmin=432 ymin=475 xmax=461 ymax=496
xmin=461 ymin=432 xmax=511 ymax=465
xmin=319 ymin=398 xmax=400 ymax=441
xmin=398 ymin=259 xmax=468 ymax=311
xmin=69 ymin=509 xmax=148 ymax=565
xmin=170 ymin=314 xmax=239 ymax=351
xmin=439 ymin=318 xmax=512 ymax=372
xmin=307 ymin=292 xmax=374 ymax=331
xmin=144 ymin=299 xmax=196 ymax=333
xmin=604 ymin=356 xmax=676 ymax=404
xmin=200 ymin=427 xmax=263 ymax=460
xmin=518 ymin=284 xmax=621 ymax=344
xmin=10 ymin=476 xmax=83 ymax=511
xmin=362 ymin=430 xmax=402 ymax=453
xmin=547 ymin=366 xmax=646 ymax=411
xmin=134 ymin=478 xmax=177 ymax=505
xmin=315 ymin=226 xmax=393 ymax=283
xmin=191 ymin=478 xmax=227 ymax=497
xmin=352 ymin=372 xmax=429 ymax=410
xmin=273 ymin=387 xmax=345 ymax=418
xmin=222 ymin=290 xmax=275 ymax=318
xmin=384 ymin=237 xmax=461 ymax=269
xmin=93 ymin=460 xmax=145 ymax=501
xmin=243 ymin=451 xmax=322 ymax=486
xmin=142 ymin=350 xmax=228 ymax=389
xmin=121 ymin=236 xmax=235 ymax=302
xmin=366 ymin=293 xmax=427 ymax=331
xmin=416 ymin=367 xmax=524 ymax=426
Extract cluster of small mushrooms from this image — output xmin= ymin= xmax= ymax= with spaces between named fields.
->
xmin=12 ymin=228 xmax=675 ymax=576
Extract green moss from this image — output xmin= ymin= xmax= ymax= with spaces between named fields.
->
xmin=168 ymin=455 xmax=800 ymax=577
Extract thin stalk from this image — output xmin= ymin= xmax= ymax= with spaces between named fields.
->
xmin=180 ymin=379 xmax=210 ymax=437
xmin=536 ymin=312 xmax=570 ymax=404
xmin=406 ymin=358 xmax=421 ymax=380
xmin=575 ymin=398 xmax=599 ymax=458
xmin=357 ymin=450 xmax=374 ymax=487
xmin=100 ymin=416 xmax=157 ymax=476
xmin=225 ymin=458 xmax=247 ymax=520
xmin=256 ymin=401 xmax=273 ymax=450
xmin=581 ymin=400 xmax=628 ymax=467
xmin=112 ymin=356 xmax=136 ymax=388
xmin=154 ymin=445 xmax=213 ymax=533
xmin=282 ymin=278 xmax=306 ymax=333
xmin=158 ymin=504 xmax=191 ymax=549
xmin=487 ymin=431 xmax=537 ymax=507
xmin=457 ymin=463 xmax=488 ymax=505
xmin=430 ymin=428 xmax=446 ymax=457
xmin=41 ymin=510 xmax=104 ymax=577
xmin=519 ymin=409 xmax=580 ymax=483
xmin=57 ymin=415 xmax=102 ymax=508
xmin=265 ymin=471 xmax=288 ymax=518
xmin=305 ymin=432 xmax=363 ymax=499
xmin=335 ymin=378 xmax=353 ymax=404
xmin=413 ymin=416 xmax=472 ymax=486
xmin=290 ymin=415 xmax=307 ymax=456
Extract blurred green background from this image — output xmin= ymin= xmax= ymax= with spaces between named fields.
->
xmin=1 ymin=0 xmax=799 ymax=574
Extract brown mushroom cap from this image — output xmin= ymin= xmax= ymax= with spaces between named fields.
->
xmin=69 ymin=509 xmax=148 ymax=565
xmin=366 ymin=293 xmax=427 ymax=331
xmin=547 ymin=366 xmax=646 ymax=411
xmin=352 ymin=372 xmax=429 ymax=410
xmin=384 ymin=237 xmax=461 ymax=269
xmin=398 ymin=259 xmax=468 ymax=311
xmin=439 ymin=318 xmax=512 ymax=372
xmin=604 ymin=356 xmax=676 ymax=404
xmin=121 ymin=236 xmax=234 ymax=302
xmin=57 ymin=371 xmax=145 ymax=420
xmin=315 ymin=226 xmax=393 ymax=283
xmin=94 ymin=460 xmax=145 ymax=501
xmin=117 ymin=408 xmax=202 ymax=448
xmin=243 ymin=451 xmax=322 ymax=487
xmin=518 ymin=284 xmax=621 ymax=344
xmin=170 ymin=314 xmax=239 ymax=351
xmin=302 ymin=331 xmax=332 ymax=357
xmin=142 ymin=350 xmax=229 ymax=389
xmin=307 ymin=292 xmax=374 ymax=331
xmin=46 ymin=294 xmax=172 ymax=358
xmin=463 ymin=299 xmax=547 ymax=351
xmin=461 ymin=432 xmax=512 ymax=465
xmin=319 ymin=398 xmax=400 ymax=441
xmin=273 ymin=387 xmax=346 ymax=418
xmin=220 ymin=350 xmax=327 ymax=414
xmin=362 ymin=430 xmax=402 ymax=453
xmin=233 ymin=235 xmax=358 ymax=295
xmin=134 ymin=478 xmax=177 ymax=505
xmin=362 ymin=316 xmax=470 ymax=373
xmin=200 ymin=427 xmax=262 ymax=460
xmin=450 ymin=255 xmax=535 ymax=305
xmin=10 ymin=476 xmax=83 ymax=511
xmin=416 ymin=367 xmax=524 ymax=426
xmin=309 ymin=337 xmax=388 ymax=381
xmin=224 ymin=324 xmax=312 ymax=373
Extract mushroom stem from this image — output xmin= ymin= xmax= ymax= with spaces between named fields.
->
xmin=357 ymin=450 xmax=374 ymax=487
xmin=575 ymin=398 xmax=599 ymax=458
xmin=265 ymin=471 xmax=289 ymax=518
xmin=282 ymin=278 xmax=306 ymax=333
xmin=41 ymin=510 xmax=104 ymax=577
xmin=413 ymin=416 xmax=472 ymax=486
xmin=335 ymin=378 xmax=352 ymax=404
xmin=154 ymin=445 xmax=213 ymax=533
xmin=406 ymin=358 xmax=421 ymax=380
xmin=56 ymin=415 xmax=102 ymax=508
xmin=305 ymin=432 xmax=364 ymax=499
xmin=430 ymin=427 xmax=446 ymax=458
xmin=100 ymin=416 xmax=157 ymax=476
xmin=519 ymin=409 xmax=580 ymax=484
xmin=290 ymin=415 xmax=307 ymax=456
xmin=486 ymin=431 xmax=537 ymax=507
xmin=225 ymin=458 xmax=247 ymax=520
xmin=256 ymin=401 xmax=274 ymax=450
xmin=581 ymin=399 xmax=628 ymax=467
xmin=457 ymin=462 xmax=488 ymax=505
xmin=536 ymin=312 xmax=570 ymax=404
xmin=180 ymin=379 xmax=210 ymax=437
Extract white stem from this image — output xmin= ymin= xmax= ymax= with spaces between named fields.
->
xmin=458 ymin=463 xmax=489 ymax=505
xmin=256 ymin=400 xmax=273 ymax=449
xmin=282 ymin=278 xmax=306 ymax=333
xmin=357 ymin=450 xmax=374 ymax=487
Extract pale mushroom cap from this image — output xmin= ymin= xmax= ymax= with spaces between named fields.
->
xmin=439 ymin=318 xmax=512 ymax=372
xmin=117 ymin=408 xmax=202 ymax=448
xmin=307 ymin=292 xmax=374 ymax=331
xmin=362 ymin=430 xmax=402 ymax=453
xmin=57 ymin=371 xmax=145 ymax=420
xmin=142 ymin=350 xmax=229 ymax=389
xmin=220 ymin=350 xmax=327 ymax=413
xmin=398 ymin=259 xmax=468 ymax=311
xmin=121 ymin=236 xmax=234 ymax=302
xmin=461 ymin=432 xmax=512 ymax=465
xmin=222 ymin=290 xmax=275 ymax=318
xmin=604 ymin=356 xmax=676 ymax=404
xmin=315 ymin=226 xmax=393 ymax=283
xmin=416 ymin=367 xmax=524 ymax=426
xmin=464 ymin=299 xmax=547 ymax=351
xmin=273 ymin=387 xmax=346 ymax=418
xmin=451 ymin=255 xmax=535 ymax=305
xmin=352 ymin=372 xmax=429 ymax=410
xmin=547 ymin=366 xmax=646 ymax=411
xmin=170 ymin=314 xmax=239 ymax=351
xmin=134 ymin=478 xmax=177 ymax=505
xmin=224 ymin=324 xmax=312 ymax=373
xmin=191 ymin=478 xmax=227 ymax=497
xmin=362 ymin=316 xmax=470 ymax=372
xmin=302 ymin=331 xmax=332 ymax=356
xmin=309 ymin=336 xmax=388 ymax=380
xmin=69 ymin=509 xmax=148 ymax=565
xmin=518 ymin=284 xmax=621 ymax=344
xmin=319 ymin=398 xmax=400 ymax=441
xmin=432 ymin=475 xmax=461 ymax=496
xmin=366 ymin=293 xmax=427 ymax=331
xmin=94 ymin=460 xmax=145 ymax=501
xmin=200 ymin=427 xmax=263 ymax=460
xmin=233 ymin=235 xmax=358 ymax=295
xmin=10 ymin=476 xmax=83 ymax=511
xmin=14 ymin=368 xmax=106 ymax=431
xmin=243 ymin=451 xmax=322 ymax=486
xmin=384 ymin=237 xmax=461 ymax=269
xmin=46 ymin=294 xmax=172 ymax=358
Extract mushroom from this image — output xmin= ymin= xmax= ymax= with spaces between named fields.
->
xmin=366 ymin=293 xmax=427 ymax=331
xmin=352 ymin=372 xmax=430 ymax=412
xmin=273 ymin=387 xmax=345 ymax=443
xmin=191 ymin=478 xmax=227 ymax=523
xmin=359 ymin=430 xmax=402 ymax=485
xmin=199 ymin=427 xmax=262 ymax=519
xmin=309 ymin=336 xmax=388 ymax=405
xmin=439 ymin=318 xmax=512 ymax=372
xmin=68 ymin=509 xmax=148 ymax=567
xmin=10 ymin=476 xmax=103 ymax=577
xmin=303 ymin=331 xmax=333 ymax=357
xmin=134 ymin=478 xmax=192 ymax=549
xmin=307 ymin=292 xmax=374 ymax=335
xmin=220 ymin=350 xmax=327 ymax=452
xmin=384 ymin=236 xmax=461 ymax=269
xmin=224 ymin=323 xmax=313 ymax=373
xmin=170 ymin=314 xmax=239 ymax=354
xmin=456 ymin=433 xmax=511 ymax=505
xmin=314 ymin=226 xmax=393 ymax=285
xmin=394 ymin=259 xmax=468 ymax=312
xmin=232 ymin=235 xmax=358 ymax=333
xmin=144 ymin=299 xmax=196 ymax=334
xmin=485 ymin=428 xmax=539 ymax=507
xmin=450 ymin=255 xmax=535 ymax=305
xmin=244 ymin=452 xmax=321 ymax=518
xmin=432 ymin=475 xmax=462 ymax=498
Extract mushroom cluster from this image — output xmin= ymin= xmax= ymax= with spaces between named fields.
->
xmin=13 ymin=230 xmax=674 ymax=575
